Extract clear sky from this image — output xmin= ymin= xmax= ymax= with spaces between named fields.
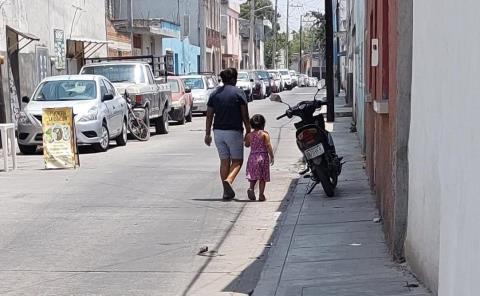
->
xmin=238 ymin=0 xmax=325 ymax=33
xmin=277 ymin=0 xmax=325 ymax=32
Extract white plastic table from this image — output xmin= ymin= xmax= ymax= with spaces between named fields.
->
xmin=0 ymin=123 xmax=17 ymax=172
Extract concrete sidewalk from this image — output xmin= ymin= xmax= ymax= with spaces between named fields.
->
xmin=253 ymin=117 xmax=431 ymax=296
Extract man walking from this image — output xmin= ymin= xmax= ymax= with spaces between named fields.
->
xmin=204 ymin=68 xmax=251 ymax=200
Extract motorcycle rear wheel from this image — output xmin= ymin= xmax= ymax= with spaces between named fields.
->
xmin=313 ymin=166 xmax=335 ymax=197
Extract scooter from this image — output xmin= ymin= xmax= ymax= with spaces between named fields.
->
xmin=271 ymin=88 xmax=343 ymax=197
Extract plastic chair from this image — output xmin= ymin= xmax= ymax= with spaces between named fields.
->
xmin=0 ymin=123 xmax=17 ymax=172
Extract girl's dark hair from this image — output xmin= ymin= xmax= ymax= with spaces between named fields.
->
xmin=250 ymin=114 xmax=266 ymax=130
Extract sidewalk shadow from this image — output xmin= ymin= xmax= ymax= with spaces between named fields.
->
xmin=181 ymin=178 xmax=298 ymax=296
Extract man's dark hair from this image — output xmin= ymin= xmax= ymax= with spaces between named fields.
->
xmin=250 ymin=114 xmax=266 ymax=130
xmin=220 ymin=68 xmax=238 ymax=85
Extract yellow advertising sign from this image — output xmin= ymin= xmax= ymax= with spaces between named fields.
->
xmin=42 ymin=107 xmax=79 ymax=169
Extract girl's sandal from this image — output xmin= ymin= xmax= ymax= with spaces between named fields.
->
xmin=259 ymin=195 xmax=266 ymax=202
xmin=247 ymin=189 xmax=256 ymax=201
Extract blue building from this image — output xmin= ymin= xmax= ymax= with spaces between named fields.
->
xmin=162 ymin=37 xmax=201 ymax=75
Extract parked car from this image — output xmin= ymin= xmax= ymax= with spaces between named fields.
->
xmin=279 ymin=69 xmax=293 ymax=90
xmin=237 ymin=71 xmax=254 ymax=101
xmin=247 ymin=70 xmax=266 ymax=100
xmin=299 ymin=74 xmax=309 ymax=87
xmin=182 ymin=75 xmax=218 ymax=115
xmin=164 ymin=77 xmax=193 ymax=124
xmin=267 ymin=70 xmax=282 ymax=93
xmin=188 ymin=72 xmax=219 ymax=85
xmin=289 ymin=70 xmax=299 ymax=87
xmin=17 ymin=75 xmax=128 ymax=154
xmin=255 ymin=70 xmax=272 ymax=97
xmin=80 ymin=61 xmax=171 ymax=135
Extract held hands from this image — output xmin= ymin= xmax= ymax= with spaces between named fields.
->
xmin=204 ymin=134 xmax=212 ymax=146
xmin=270 ymin=156 xmax=275 ymax=166
xmin=244 ymin=133 xmax=251 ymax=147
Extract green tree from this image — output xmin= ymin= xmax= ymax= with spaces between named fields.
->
xmin=240 ymin=0 xmax=282 ymax=68
xmin=308 ymin=11 xmax=326 ymax=54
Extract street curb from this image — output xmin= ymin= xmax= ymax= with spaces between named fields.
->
xmin=336 ymin=111 xmax=353 ymax=118
xmin=252 ymin=177 xmax=306 ymax=296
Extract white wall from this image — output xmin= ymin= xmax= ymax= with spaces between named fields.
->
xmin=0 ymin=0 xmax=107 ymax=56
xmin=407 ymin=1 xmax=480 ymax=295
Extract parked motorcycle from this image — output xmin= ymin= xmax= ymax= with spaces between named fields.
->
xmin=271 ymin=89 xmax=343 ymax=197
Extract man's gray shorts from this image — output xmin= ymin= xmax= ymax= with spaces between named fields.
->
xmin=214 ymin=129 xmax=244 ymax=160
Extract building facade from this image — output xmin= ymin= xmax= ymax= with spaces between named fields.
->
xmin=106 ymin=0 xmax=201 ymax=74
xmin=0 ymin=0 xmax=107 ymax=124
xmin=203 ymin=0 xmax=222 ymax=73
xmin=221 ymin=0 xmax=241 ymax=69
xmin=239 ymin=17 xmax=265 ymax=70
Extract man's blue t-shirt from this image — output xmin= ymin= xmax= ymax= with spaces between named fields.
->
xmin=207 ymin=85 xmax=247 ymax=131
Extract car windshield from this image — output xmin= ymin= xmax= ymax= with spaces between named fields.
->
xmin=238 ymin=72 xmax=249 ymax=81
xmin=81 ymin=64 xmax=145 ymax=83
xmin=33 ymin=80 xmax=97 ymax=101
xmin=167 ymin=80 xmax=180 ymax=93
xmin=268 ymin=72 xmax=277 ymax=78
xmin=280 ymin=70 xmax=289 ymax=75
xmin=257 ymin=71 xmax=269 ymax=79
xmin=183 ymin=78 xmax=205 ymax=90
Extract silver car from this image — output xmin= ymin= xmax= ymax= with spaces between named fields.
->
xmin=181 ymin=75 xmax=217 ymax=115
xmin=17 ymin=75 xmax=128 ymax=154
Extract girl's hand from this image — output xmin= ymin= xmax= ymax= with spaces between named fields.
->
xmin=244 ymin=133 xmax=251 ymax=147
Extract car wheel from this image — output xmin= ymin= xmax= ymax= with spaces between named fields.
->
xmin=186 ymin=106 xmax=193 ymax=122
xmin=93 ymin=123 xmax=109 ymax=152
xmin=18 ymin=144 xmax=37 ymax=155
xmin=155 ymin=106 xmax=169 ymax=134
xmin=115 ymin=119 xmax=128 ymax=146
xmin=178 ymin=107 xmax=186 ymax=125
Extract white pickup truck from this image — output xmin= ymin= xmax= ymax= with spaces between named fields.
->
xmin=80 ymin=60 xmax=172 ymax=134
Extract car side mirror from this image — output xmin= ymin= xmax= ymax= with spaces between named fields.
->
xmin=103 ymin=93 xmax=114 ymax=101
xmin=250 ymin=79 xmax=254 ymax=82
xmin=22 ymin=96 xmax=30 ymax=103
xmin=185 ymin=87 xmax=192 ymax=93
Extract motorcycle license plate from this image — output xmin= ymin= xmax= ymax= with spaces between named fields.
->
xmin=304 ymin=144 xmax=324 ymax=160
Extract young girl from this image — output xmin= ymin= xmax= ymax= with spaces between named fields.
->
xmin=245 ymin=114 xmax=274 ymax=201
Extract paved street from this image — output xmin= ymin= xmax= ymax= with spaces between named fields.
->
xmin=0 ymin=88 xmax=316 ymax=295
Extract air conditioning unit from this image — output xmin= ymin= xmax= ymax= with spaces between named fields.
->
xmin=371 ymin=38 xmax=379 ymax=67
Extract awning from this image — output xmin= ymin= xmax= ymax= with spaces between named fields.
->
xmin=6 ymin=25 xmax=40 ymax=52
xmin=68 ymin=37 xmax=109 ymax=59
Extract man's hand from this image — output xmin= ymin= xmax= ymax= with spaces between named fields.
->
xmin=204 ymin=134 xmax=212 ymax=146
xmin=270 ymin=157 xmax=275 ymax=166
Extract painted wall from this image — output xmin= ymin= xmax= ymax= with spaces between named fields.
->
xmin=162 ymin=38 xmax=200 ymax=75
xmin=354 ymin=0 xmax=366 ymax=152
xmin=131 ymin=0 xmax=200 ymax=47
xmin=0 ymin=0 xmax=107 ymax=123
xmin=407 ymin=0 xmax=480 ymax=294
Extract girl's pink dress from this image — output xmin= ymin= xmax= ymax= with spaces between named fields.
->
xmin=247 ymin=131 xmax=270 ymax=182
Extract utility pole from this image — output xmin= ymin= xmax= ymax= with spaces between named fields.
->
xmin=273 ymin=0 xmax=278 ymax=69
xmin=336 ymin=1 xmax=341 ymax=92
xmin=249 ymin=0 xmax=255 ymax=69
xmin=299 ymin=15 xmax=303 ymax=74
xmin=199 ymin=0 xmax=207 ymax=71
xmin=325 ymin=0 xmax=335 ymax=122
xmin=285 ymin=0 xmax=289 ymax=69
